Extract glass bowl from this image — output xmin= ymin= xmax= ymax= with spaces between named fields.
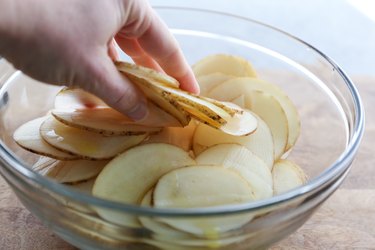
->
xmin=0 ymin=7 xmax=364 ymax=250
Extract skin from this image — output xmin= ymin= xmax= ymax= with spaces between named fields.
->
xmin=0 ymin=0 xmax=199 ymax=120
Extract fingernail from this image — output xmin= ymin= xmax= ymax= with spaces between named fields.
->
xmin=127 ymin=101 xmax=148 ymax=121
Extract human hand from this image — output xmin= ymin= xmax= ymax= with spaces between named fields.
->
xmin=0 ymin=0 xmax=199 ymax=120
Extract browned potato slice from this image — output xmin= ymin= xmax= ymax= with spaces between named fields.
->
xmin=32 ymin=156 xmax=107 ymax=183
xmin=40 ymin=116 xmax=147 ymax=160
xmin=192 ymin=54 xmax=257 ymax=77
xmin=13 ymin=117 xmax=80 ymax=160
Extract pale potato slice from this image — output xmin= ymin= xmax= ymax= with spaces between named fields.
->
xmin=115 ymin=61 xmax=180 ymax=88
xmin=196 ymin=72 xmax=234 ymax=95
xmin=13 ymin=116 xmax=80 ymax=160
xmin=196 ymin=144 xmax=272 ymax=200
xmin=153 ymin=165 xmax=255 ymax=235
xmin=32 ymin=157 xmax=107 ymax=183
xmin=208 ymin=77 xmax=300 ymax=151
xmin=92 ymin=143 xmax=195 ymax=227
xmin=40 ymin=116 xmax=147 ymax=160
xmin=231 ymin=95 xmax=246 ymax=108
xmin=139 ymin=189 xmax=192 ymax=238
xmin=69 ymin=178 xmax=96 ymax=193
xmin=52 ymin=108 xmax=162 ymax=136
xmin=141 ymin=190 xmax=249 ymax=248
xmin=272 ymin=159 xmax=307 ymax=195
xmin=54 ymin=87 xmax=107 ymax=110
xmin=212 ymin=89 xmax=288 ymax=159
xmin=144 ymin=120 xmax=196 ymax=152
xmin=193 ymin=112 xmax=274 ymax=169
xmin=195 ymin=144 xmax=272 ymax=186
xmin=192 ymin=54 xmax=257 ymax=78
xmin=247 ymin=91 xmax=289 ymax=159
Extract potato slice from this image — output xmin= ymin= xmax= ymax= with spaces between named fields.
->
xmin=32 ymin=157 xmax=107 ymax=183
xmin=212 ymin=89 xmax=288 ymax=159
xmin=153 ymin=165 xmax=255 ymax=235
xmin=208 ymin=77 xmax=300 ymax=151
xmin=54 ymin=87 xmax=107 ymax=109
xmin=231 ymin=95 xmax=246 ymax=108
xmin=196 ymin=144 xmax=272 ymax=186
xmin=40 ymin=116 xmax=147 ymax=160
xmin=196 ymin=145 xmax=272 ymax=200
xmin=116 ymin=62 xmax=240 ymax=125
xmin=144 ymin=120 xmax=196 ymax=152
xmin=140 ymin=189 xmax=250 ymax=248
xmin=13 ymin=117 xmax=80 ymax=160
xmin=115 ymin=61 xmax=180 ymax=88
xmin=196 ymin=73 xmax=234 ymax=95
xmin=193 ymin=112 xmax=274 ymax=169
xmin=139 ymin=189 xmax=192 ymax=238
xmin=52 ymin=108 xmax=162 ymax=136
xmin=272 ymin=159 xmax=307 ymax=195
xmin=192 ymin=54 xmax=257 ymax=78
xmin=69 ymin=178 xmax=96 ymax=194
xmin=92 ymin=143 xmax=195 ymax=227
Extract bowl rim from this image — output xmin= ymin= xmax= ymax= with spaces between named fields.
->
xmin=0 ymin=7 xmax=365 ymax=217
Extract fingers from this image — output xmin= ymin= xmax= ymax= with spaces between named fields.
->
xmin=116 ymin=2 xmax=199 ymax=94
xmin=108 ymin=39 xmax=119 ymax=61
xmin=115 ymin=36 xmax=163 ymax=72
xmin=84 ymin=51 xmax=148 ymax=120
xmin=136 ymin=14 xmax=199 ymax=94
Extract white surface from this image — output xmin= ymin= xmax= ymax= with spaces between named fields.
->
xmin=150 ymin=0 xmax=375 ymax=76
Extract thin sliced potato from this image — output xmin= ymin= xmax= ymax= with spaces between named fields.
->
xmin=52 ymin=108 xmax=161 ymax=136
xmin=144 ymin=120 xmax=196 ymax=152
xmin=195 ymin=144 xmax=272 ymax=200
xmin=195 ymin=144 xmax=272 ymax=186
xmin=32 ymin=157 xmax=107 ymax=183
xmin=139 ymin=189 xmax=192 ymax=238
xmin=153 ymin=165 xmax=255 ymax=235
xmin=13 ymin=117 xmax=80 ymax=160
xmin=208 ymin=77 xmax=300 ymax=151
xmin=122 ymin=73 xmax=191 ymax=126
xmin=212 ymin=89 xmax=289 ymax=159
xmin=231 ymin=95 xmax=246 ymax=108
xmin=40 ymin=116 xmax=146 ymax=160
xmin=115 ymin=61 xmax=180 ymax=88
xmin=192 ymin=54 xmax=257 ymax=78
xmin=196 ymin=73 xmax=234 ymax=95
xmin=193 ymin=112 xmax=274 ymax=169
xmin=247 ymin=91 xmax=289 ymax=159
xmin=272 ymin=159 xmax=307 ymax=195
xmin=54 ymin=87 xmax=107 ymax=110
xmin=92 ymin=143 xmax=195 ymax=227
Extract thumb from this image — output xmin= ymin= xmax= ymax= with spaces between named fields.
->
xmin=82 ymin=53 xmax=148 ymax=120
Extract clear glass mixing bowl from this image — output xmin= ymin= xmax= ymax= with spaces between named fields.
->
xmin=0 ymin=7 xmax=364 ymax=250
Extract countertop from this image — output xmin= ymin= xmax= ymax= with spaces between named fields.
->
xmin=1 ymin=1 xmax=375 ymax=249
